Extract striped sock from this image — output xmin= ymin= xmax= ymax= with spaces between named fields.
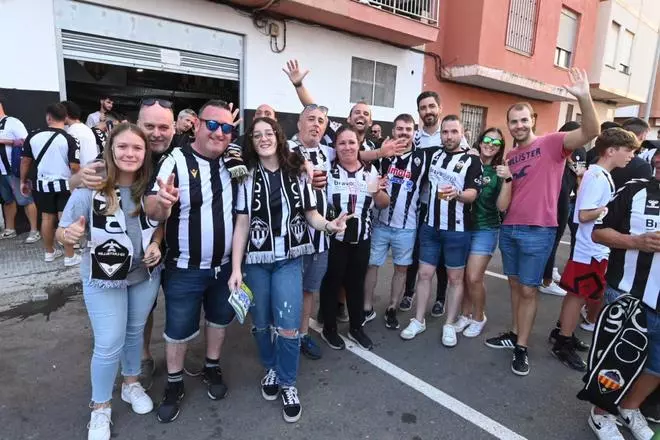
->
xmin=205 ymin=357 xmax=219 ymax=369
xmin=167 ymin=370 xmax=183 ymax=383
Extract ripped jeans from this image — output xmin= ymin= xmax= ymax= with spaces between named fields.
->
xmin=245 ymin=257 xmax=303 ymax=387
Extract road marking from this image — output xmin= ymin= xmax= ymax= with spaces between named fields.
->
xmin=309 ymin=319 xmax=528 ymax=440
xmin=560 ymin=240 xmax=571 ymax=246
xmin=485 ymin=270 xmax=508 ymax=280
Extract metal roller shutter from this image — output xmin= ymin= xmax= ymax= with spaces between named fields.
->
xmin=61 ymin=30 xmax=239 ymax=81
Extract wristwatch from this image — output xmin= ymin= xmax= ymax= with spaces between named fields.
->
xmin=505 ymin=177 xmax=513 ymax=183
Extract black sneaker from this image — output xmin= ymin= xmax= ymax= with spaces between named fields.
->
xmin=261 ymin=368 xmax=280 ymax=401
xmin=641 ymin=399 xmax=660 ymax=424
xmin=384 ymin=307 xmax=400 ymax=329
xmin=348 ymin=327 xmax=373 ymax=350
xmin=203 ymin=366 xmax=228 ymax=400
xmin=157 ymin=381 xmax=185 ymax=423
xmin=139 ymin=358 xmax=156 ymax=391
xmin=485 ymin=331 xmax=517 ymax=349
xmin=281 ymin=386 xmax=302 ymax=423
xmin=430 ymin=301 xmax=445 ymax=318
xmin=548 ymin=328 xmax=590 ymax=352
xmin=551 ymin=342 xmax=587 ymax=372
xmin=511 ymin=345 xmax=530 ymax=376
xmin=321 ymin=329 xmax=345 ymax=350
xmin=399 ymin=296 xmax=413 ymax=312
xmin=364 ymin=308 xmax=376 ymax=323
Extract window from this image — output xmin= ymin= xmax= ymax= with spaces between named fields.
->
xmin=619 ymin=29 xmax=634 ymax=75
xmin=565 ymin=103 xmax=574 ymax=123
xmin=505 ymin=0 xmax=539 ymax=55
xmin=555 ymin=8 xmax=579 ymax=68
xmin=350 ymin=57 xmax=397 ymax=107
xmin=604 ymin=21 xmax=621 ymax=68
xmin=460 ymin=104 xmax=487 ymax=140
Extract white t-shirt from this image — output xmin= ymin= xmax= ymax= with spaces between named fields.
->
xmin=573 ymin=164 xmax=616 ymax=264
xmin=67 ymin=122 xmax=98 ymax=165
xmin=85 ymin=111 xmax=102 ymax=128
xmin=0 ymin=116 xmax=29 ymax=175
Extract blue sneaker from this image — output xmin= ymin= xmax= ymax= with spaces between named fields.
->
xmin=300 ymin=334 xmax=322 ymax=360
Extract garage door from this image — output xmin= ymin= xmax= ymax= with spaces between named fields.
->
xmin=61 ymin=31 xmax=240 ymax=81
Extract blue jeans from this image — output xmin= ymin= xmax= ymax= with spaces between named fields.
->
xmin=418 ymin=224 xmax=471 ymax=269
xmin=499 ymin=225 xmax=556 ymax=287
xmin=369 ymin=222 xmax=416 ymax=266
xmin=83 ymin=275 xmax=161 ymax=403
xmin=645 ymin=308 xmax=660 ymax=377
xmin=245 ymin=257 xmax=303 ymax=387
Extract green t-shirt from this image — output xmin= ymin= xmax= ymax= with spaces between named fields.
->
xmin=472 ymin=164 xmax=502 ymax=230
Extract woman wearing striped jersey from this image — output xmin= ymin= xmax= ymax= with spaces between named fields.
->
xmin=56 ymin=123 xmax=164 ymax=440
xmin=319 ymin=126 xmax=390 ymax=352
xmin=228 ymin=117 xmax=348 ymax=423
xmin=462 ymin=128 xmax=512 ymax=338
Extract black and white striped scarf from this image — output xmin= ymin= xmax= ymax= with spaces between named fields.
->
xmin=246 ymin=164 xmax=314 ymax=264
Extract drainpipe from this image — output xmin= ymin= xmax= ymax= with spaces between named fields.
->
xmin=643 ymin=31 xmax=660 ymax=122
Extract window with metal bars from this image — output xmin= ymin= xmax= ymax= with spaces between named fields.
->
xmin=350 ymin=57 xmax=397 ymax=108
xmin=460 ymin=104 xmax=487 ymax=142
xmin=505 ymin=0 xmax=538 ymax=55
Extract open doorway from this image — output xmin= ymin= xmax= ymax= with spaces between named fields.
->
xmin=64 ymin=59 xmax=240 ymax=123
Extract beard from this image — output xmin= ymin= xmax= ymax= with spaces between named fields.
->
xmin=423 ymin=114 xmax=438 ymax=127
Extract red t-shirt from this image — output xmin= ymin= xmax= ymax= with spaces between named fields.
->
xmin=502 ymin=132 xmax=569 ymax=227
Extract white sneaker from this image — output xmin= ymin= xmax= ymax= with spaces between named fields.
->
xmin=44 ymin=248 xmax=64 ymax=262
xmin=618 ymin=407 xmax=654 ymax=440
xmin=400 ymin=318 xmax=426 ymax=340
xmin=64 ymin=253 xmax=82 ymax=267
xmin=452 ymin=315 xmax=471 ymax=333
xmin=580 ymin=321 xmax=596 ymax=332
xmin=588 ymin=407 xmax=624 ymax=440
xmin=25 ymin=231 xmax=41 ymax=244
xmin=88 ymin=407 xmax=112 ymax=440
xmin=580 ymin=305 xmax=589 ymax=322
xmin=463 ymin=315 xmax=488 ymax=338
xmin=442 ymin=324 xmax=457 ymax=347
xmin=539 ymin=281 xmax=567 ymax=297
xmin=121 ymin=382 xmax=153 ymax=415
xmin=552 ymin=267 xmax=562 ymax=283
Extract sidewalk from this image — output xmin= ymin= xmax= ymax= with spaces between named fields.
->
xmin=0 ymin=230 xmax=80 ymax=311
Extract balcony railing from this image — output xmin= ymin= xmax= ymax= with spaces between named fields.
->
xmin=355 ymin=0 xmax=439 ymax=26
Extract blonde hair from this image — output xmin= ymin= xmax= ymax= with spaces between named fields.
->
xmin=99 ymin=123 xmax=153 ymax=216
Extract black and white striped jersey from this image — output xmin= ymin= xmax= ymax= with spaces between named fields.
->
xmin=425 ymin=149 xmax=483 ymax=232
xmin=288 ymin=138 xmax=336 ymax=252
xmin=374 ymin=147 xmax=431 ymax=229
xmin=0 ymin=116 xmax=28 ymax=176
xmin=640 ymin=147 xmax=658 ymax=166
xmin=22 ymin=128 xmax=80 ymax=193
xmin=323 ymin=120 xmax=374 ymax=151
xmin=327 ymin=163 xmax=377 ymax=244
xmin=595 ymin=178 xmax=660 ymax=311
xmin=148 ymin=145 xmax=237 ymax=270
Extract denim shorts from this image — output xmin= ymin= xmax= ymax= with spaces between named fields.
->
xmin=369 ymin=222 xmax=416 ymax=266
xmin=499 ymin=225 xmax=556 ymax=287
xmin=302 ymin=251 xmax=328 ymax=294
xmin=604 ymin=284 xmax=625 ymax=305
xmin=418 ymin=224 xmax=471 ymax=269
xmin=0 ymin=175 xmax=33 ymax=206
xmin=645 ymin=308 xmax=660 ymax=377
xmin=162 ymin=263 xmax=235 ymax=343
xmin=470 ymin=228 xmax=499 ymax=256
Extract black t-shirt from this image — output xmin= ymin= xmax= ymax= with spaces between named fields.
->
xmin=561 ymin=147 xmax=587 ymax=204
xmin=610 ymin=156 xmax=653 ymax=190
xmin=266 ymin=169 xmax=283 ymax=236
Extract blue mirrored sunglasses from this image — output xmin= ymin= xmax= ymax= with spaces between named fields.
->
xmin=200 ymin=118 xmax=233 ymax=134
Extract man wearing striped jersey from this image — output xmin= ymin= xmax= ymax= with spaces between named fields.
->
xmin=588 ymin=148 xmax=660 ymax=440
xmin=20 ymin=103 xmax=81 ymax=266
xmin=363 ymin=113 xmax=431 ymax=331
xmin=400 ymin=115 xmax=482 ymax=347
xmin=145 ymin=100 xmax=241 ymax=424
xmin=287 ymin=104 xmax=332 ymax=360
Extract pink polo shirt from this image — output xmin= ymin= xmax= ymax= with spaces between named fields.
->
xmin=502 ymin=132 xmax=568 ymax=227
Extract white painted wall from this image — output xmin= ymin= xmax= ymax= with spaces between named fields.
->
xmin=1 ymin=0 xmax=60 ymax=91
xmin=590 ymin=0 xmax=660 ymax=103
xmin=56 ymin=0 xmax=424 ymax=121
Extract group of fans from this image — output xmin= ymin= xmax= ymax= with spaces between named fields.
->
xmin=0 ymin=58 xmax=658 ymax=440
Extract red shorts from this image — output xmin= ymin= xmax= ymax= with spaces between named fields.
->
xmin=559 ymin=258 xmax=608 ymax=301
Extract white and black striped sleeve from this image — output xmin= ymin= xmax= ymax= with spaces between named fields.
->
xmin=298 ymin=178 xmax=317 ymax=212
xmin=235 ymin=179 xmax=249 ymax=215
xmin=463 ymin=158 xmax=484 ymax=192
xmin=66 ymin=132 xmax=81 ymax=164
xmin=21 ymin=132 xmax=35 ymax=159
xmin=147 ymin=154 xmax=178 ymax=195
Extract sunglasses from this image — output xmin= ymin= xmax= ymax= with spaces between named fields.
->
xmin=304 ymin=104 xmax=329 ymax=115
xmin=199 ymin=118 xmax=233 ymax=134
xmin=140 ymin=98 xmax=173 ymax=109
xmin=482 ymin=136 xmax=503 ymax=147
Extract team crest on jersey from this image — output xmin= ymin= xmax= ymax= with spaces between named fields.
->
xmin=250 ymin=218 xmax=270 ymax=249
xmin=455 ymin=161 xmax=465 ymax=170
xmin=414 ymin=157 xmax=421 ymax=167
xmin=290 ymin=213 xmax=307 ymax=243
xmin=597 ymin=369 xmax=624 ymax=394
xmin=191 ymin=169 xmax=198 ymax=179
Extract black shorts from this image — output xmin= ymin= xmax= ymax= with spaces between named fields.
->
xmin=35 ymin=190 xmax=71 ymax=214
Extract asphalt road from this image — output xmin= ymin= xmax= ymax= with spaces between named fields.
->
xmin=0 ymin=233 xmax=650 ymax=440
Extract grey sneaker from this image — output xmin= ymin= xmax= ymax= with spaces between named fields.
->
xmin=399 ymin=296 xmax=413 ymax=312
xmin=24 ymin=231 xmax=41 ymax=244
xmin=0 ymin=229 xmax=17 ymax=239
xmin=139 ymin=358 xmax=156 ymax=391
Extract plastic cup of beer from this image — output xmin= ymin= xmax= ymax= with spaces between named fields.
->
xmin=91 ymin=159 xmax=107 ymax=181
xmin=367 ymin=171 xmax=380 ymax=193
xmin=437 ymin=185 xmax=453 ymax=200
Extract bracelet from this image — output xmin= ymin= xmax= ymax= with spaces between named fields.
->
xmin=292 ymin=81 xmax=303 ymax=88
xmin=324 ymin=221 xmax=331 ymax=234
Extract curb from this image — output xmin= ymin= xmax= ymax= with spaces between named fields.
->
xmin=0 ymin=266 xmax=81 ymax=312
